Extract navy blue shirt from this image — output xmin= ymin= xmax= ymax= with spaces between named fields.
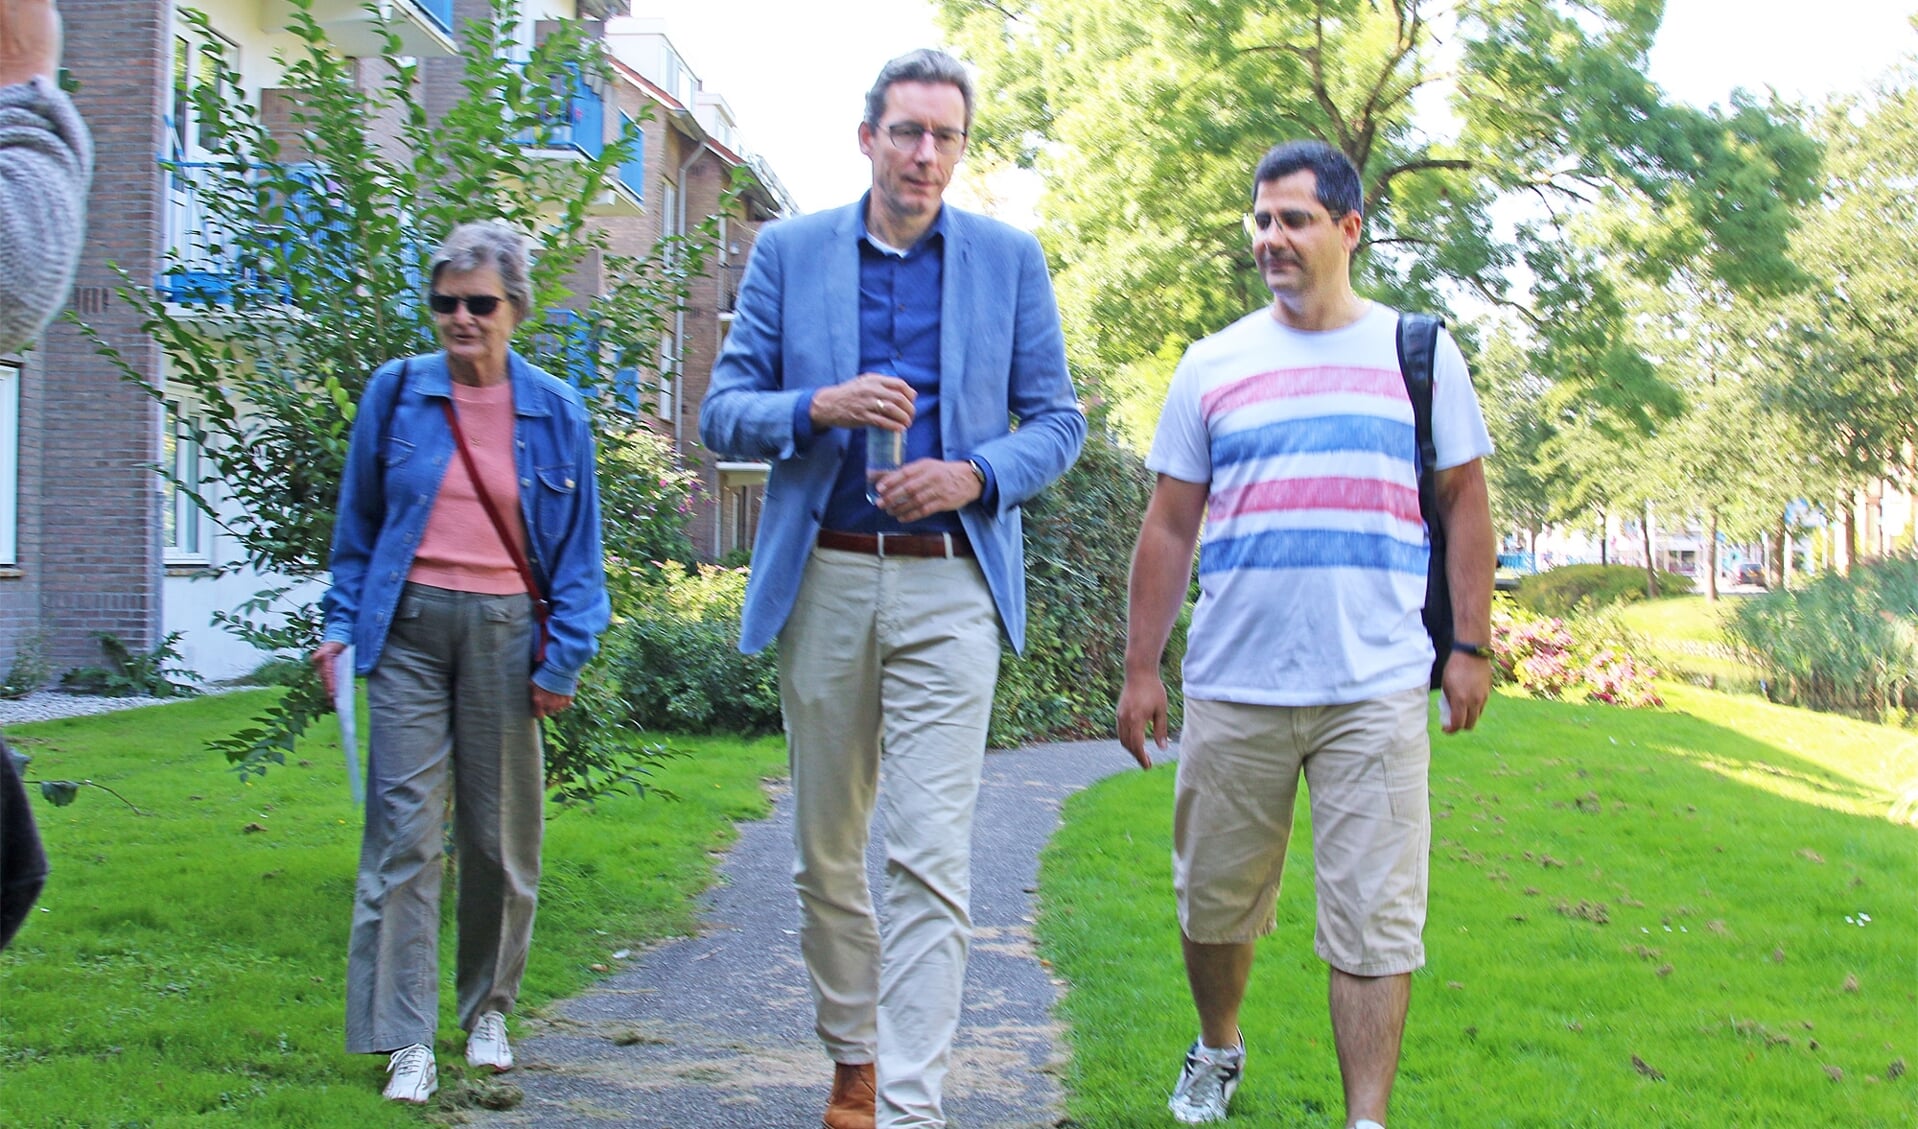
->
xmin=794 ymin=202 xmax=1003 ymax=534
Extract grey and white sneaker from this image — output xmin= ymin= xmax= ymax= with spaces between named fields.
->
xmin=1168 ymin=1037 xmax=1244 ymax=1123
xmin=382 ymin=1043 xmax=438 ymax=1104
xmin=466 ymin=1010 xmax=514 ymax=1072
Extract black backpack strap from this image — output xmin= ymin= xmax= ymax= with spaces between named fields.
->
xmin=1395 ymin=313 xmax=1440 ymax=477
xmin=1396 ymin=313 xmax=1451 ymax=689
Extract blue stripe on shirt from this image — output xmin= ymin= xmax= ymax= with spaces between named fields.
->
xmin=1199 ymin=528 xmax=1430 ymax=576
xmin=1212 ymin=414 xmax=1415 ymax=469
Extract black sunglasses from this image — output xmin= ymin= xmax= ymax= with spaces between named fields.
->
xmin=429 ymin=292 xmax=506 ymax=317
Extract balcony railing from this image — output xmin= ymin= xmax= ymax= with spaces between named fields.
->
xmin=615 ymin=111 xmax=645 ymax=206
xmin=531 ymin=309 xmax=600 ymax=388
xmin=410 ymin=0 xmax=453 ymax=33
xmin=515 ymin=64 xmax=605 ymax=161
xmin=158 ymin=158 xmax=337 ymax=305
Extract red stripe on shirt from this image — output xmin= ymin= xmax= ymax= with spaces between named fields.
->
xmin=1200 ymin=365 xmax=1405 ymax=422
xmin=1209 ymin=476 xmax=1422 ymax=525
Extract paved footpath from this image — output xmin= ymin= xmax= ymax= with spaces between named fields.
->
xmin=464 ymin=738 xmax=1143 ymax=1129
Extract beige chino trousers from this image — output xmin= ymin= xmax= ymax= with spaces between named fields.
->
xmin=778 ymin=546 xmax=1002 ymax=1129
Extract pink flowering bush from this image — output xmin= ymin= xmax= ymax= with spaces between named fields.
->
xmin=1490 ymin=595 xmax=1663 ymax=708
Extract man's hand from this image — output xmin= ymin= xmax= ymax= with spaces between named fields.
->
xmin=1116 ymin=672 xmax=1168 ymax=770
xmin=311 ymin=640 xmax=346 ymax=704
xmin=1438 ymin=651 xmax=1491 ymax=734
xmin=811 ymin=373 xmax=916 ymax=431
xmin=532 ymin=685 xmax=574 ymax=720
xmin=0 ymin=0 xmax=61 ymax=88
xmin=872 ymin=458 xmax=981 ymax=523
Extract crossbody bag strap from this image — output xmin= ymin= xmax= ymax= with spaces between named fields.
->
xmin=440 ymin=398 xmax=551 ymax=663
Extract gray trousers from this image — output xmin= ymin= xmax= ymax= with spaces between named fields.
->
xmin=345 ymin=583 xmax=544 ymax=1053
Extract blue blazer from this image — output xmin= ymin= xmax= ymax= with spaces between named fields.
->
xmin=699 ymin=201 xmax=1085 ymax=655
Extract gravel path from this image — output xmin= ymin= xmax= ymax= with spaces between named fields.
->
xmin=0 ymin=689 xmax=241 ymax=725
xmin=460 ymin=738 xmax=1141 ymax=1129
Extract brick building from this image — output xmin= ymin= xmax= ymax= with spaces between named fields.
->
xmin=2 ymin=0 xmax=787 ymax=682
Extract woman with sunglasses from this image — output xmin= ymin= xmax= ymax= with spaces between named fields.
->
xmin=311 ymin=221 xmax=610 ymax=1104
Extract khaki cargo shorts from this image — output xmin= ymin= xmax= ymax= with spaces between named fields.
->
xmin=1172 ymin=687 xmax=1431 ymax=976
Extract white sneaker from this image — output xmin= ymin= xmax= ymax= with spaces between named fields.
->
xmin=382 ymin=1043 xmax=437 ymax=1104
xmin=1168 ymin=1037 xmax=1244 ymax=1123
xmin=466 ymin=1010 xmax=514 ymax=1072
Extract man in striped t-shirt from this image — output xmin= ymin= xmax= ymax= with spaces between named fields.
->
xmin=1117 ymin=140 xmax=1495 ymax=1128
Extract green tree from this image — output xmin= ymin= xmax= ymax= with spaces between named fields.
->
xmin=936 ymin=0 xmax=1819 ymax=430
xmin=1473 ymin=324 xmax=1559 ymax=552
xmin=1765 ymin=76 xmax=1918 ymax=567
xmin=82 ymin=0 xmax=715 ymax=795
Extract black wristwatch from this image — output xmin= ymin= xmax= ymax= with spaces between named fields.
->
xmin=1451 ymin=640 xmax=1493 ymax=660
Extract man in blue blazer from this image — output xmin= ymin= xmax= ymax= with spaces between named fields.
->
xmin=699 ymin=48 xmax=1084 ymax=1129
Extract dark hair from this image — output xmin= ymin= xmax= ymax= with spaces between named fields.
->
xmin=1251 ymin=140 xmax=1363 ymax=218
xmin=862 ymin=48 xmax=974 ymax=129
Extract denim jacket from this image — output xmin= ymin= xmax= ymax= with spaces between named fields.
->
xmin=321 ymin=350 xmax=610 ymax=696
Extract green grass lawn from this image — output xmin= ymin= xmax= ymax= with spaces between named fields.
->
xmin=0 ymin=691 xmax=785 ymax=1128
xmin=1040 ymin=686 xmax=1917 ymax=1127
xmin=1613 ymin=596 xmax=1765 ymax=693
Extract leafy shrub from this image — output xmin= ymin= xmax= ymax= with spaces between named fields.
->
xmin=60 ymin=632 xmax=203 ymax=699
xmin=989 ymin=411 xmax=1166 ymax=747
xmin=596 ymin=420 xmax=700 ymax=607
xmin=1725 ymin=552 xmax=1918 ymax=721
xmin=0 ymin=634 xmax=51 ymax=698
xmin=1491 ymin=596 xmax=1662 ymax=708
xmin=1513 ymin=563 xmax=1693 ymax=618
xmin=607 ymin=564 xmax=781 ymax=735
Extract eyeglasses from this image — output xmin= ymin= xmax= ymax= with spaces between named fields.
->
xmin=882 ymin=122 xmax=968 ymax=157
xmin=429 ymin=292 xmax=506 ymax=317
xmin=1243 ymin=208 xmax=1347 ymax=237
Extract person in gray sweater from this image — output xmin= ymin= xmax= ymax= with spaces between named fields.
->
xmin=0 ymin=0 xmax=92 ymax=354
xmin=0 ymin=0 xmax=90 ymax=952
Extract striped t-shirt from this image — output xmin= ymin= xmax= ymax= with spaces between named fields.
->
xmin=1146 ymin=303 xmax=1492 ymax=706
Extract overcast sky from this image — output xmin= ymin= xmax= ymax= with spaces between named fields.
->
xmin=626 ymin=0 xmax=1917 ymax=215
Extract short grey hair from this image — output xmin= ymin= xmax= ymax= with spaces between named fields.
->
xmin=862 ymin=48 xmax=974 ymax=130
xmin=428 ymin=222 xmax=535 ymax=315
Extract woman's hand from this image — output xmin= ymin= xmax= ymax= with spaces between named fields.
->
xmin=311 ymin=640 xmax=346 ymax=703
xmin=531 ymin=684 xmax=573 ymax=719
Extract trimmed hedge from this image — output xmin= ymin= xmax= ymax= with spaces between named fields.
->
xmin=989 ymin=412 xmax=1170 ymax=747
xmin=606 ymin=564 xmax=782 ymax=736
xmin=1513 ymin=563 xmax=1693 ymax=618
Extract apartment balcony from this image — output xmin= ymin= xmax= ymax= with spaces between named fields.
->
xmin=512 ymin=66 xmax=643 ymax=216
xmin=259 ymin=0 xmax=457 ymax=58
xmin=158 ymin=159 xmax=340 ymax=307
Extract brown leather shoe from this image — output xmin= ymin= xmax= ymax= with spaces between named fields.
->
xmin=822 ymin=1061 xmax=876 ymax=1129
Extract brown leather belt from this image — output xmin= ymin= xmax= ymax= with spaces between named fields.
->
xmin=817 ymin=529 xmax=974 ymax=559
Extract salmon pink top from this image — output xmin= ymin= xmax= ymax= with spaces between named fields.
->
xmin=407 ymin=381 xmax=528 ymax=595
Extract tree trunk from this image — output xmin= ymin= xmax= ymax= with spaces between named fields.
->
xmin=1773 ymin=511 xmax=1788 ymax=587
xmin=1599 ymin=507 xmax=1610 ymax=566
xmin=1705 ymin=510 xmax=1719 ymax=603
xmin=1841 ymin=491 xmax=1857 ymax=578
xmin=1642 ymin=504 xmax=1659 ymax=598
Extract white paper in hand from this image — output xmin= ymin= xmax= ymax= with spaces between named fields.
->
xmin=1438 ymin=692 xmax=1453 ymax=731
xmin=333 ymin=645 xmax=362 ymax=804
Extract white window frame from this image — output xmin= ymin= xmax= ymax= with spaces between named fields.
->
xmin=162 ymin=398 xmax=212 ymax=565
